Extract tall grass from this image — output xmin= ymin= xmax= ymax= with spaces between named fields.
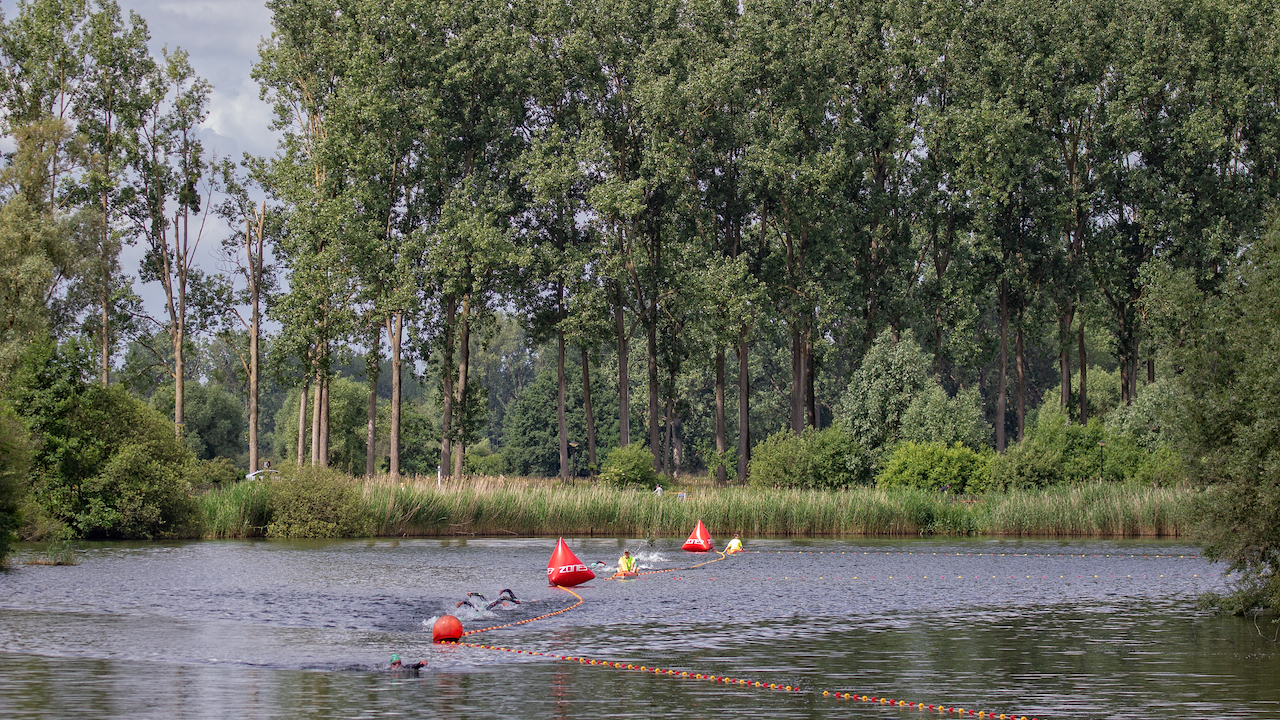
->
xmin=195 ymin=474 xmax=1194 ymax=539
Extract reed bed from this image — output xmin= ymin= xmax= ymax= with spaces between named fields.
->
xmin=196 ymin=474 xmax=1195 ymax=539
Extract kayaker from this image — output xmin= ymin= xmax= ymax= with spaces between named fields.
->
xmin=725 ymin=534 xmax=743 ymax=554
xmin=617 ymin=550 xmax=637 ymax=574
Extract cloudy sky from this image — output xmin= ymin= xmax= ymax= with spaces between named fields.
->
xmin=3 ymin=0 xmax=280 ymax=313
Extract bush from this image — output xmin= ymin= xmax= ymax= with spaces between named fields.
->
xmin=987 ymin=404 xmax=1143 ymax=492
xmin=877 ymin=441 xmax=992 ymax=494
xmin=4 ymin=340 xmax=199 ymax=539
xmin=198 ymin=457 xmax=246 ymax=488
xmin=598 ymin=443 xmax=660 ymax=488
xmin=838 ymin=331 xmax=992 ymax=478
xmin=465 ymin=439 xmax=508 ymax=476
xmin=266 ymin=466 xmax=373 ymax=538
xmin=749 ymin=426 xmax=863 ymax=489
xmin=0 ymin=402 xmax=31 ymax=565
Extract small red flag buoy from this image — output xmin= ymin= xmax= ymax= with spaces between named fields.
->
xmin=547 ymin=537 xmax=595 ymax=587
xmin=432 ymin=614 xmax=464 ymax=643
xmin=682 ymin=520 xmax=714 ymax=552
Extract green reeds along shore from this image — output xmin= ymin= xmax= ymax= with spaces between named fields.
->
xmin=197 ymin=475 xmax=1195 ymax=540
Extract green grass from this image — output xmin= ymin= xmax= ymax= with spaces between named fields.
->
xmin=194 ymin=474 xmax=1194 ymax=539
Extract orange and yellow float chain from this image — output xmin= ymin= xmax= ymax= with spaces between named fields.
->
xmin=750 ymin=550 xmax=1199 ymax=560
xmin=456 ymin=639 xmax=1041 ymax=720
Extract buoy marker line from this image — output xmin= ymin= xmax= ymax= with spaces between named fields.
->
xmin=748 ymin=550 xmax=1199 ymax=560
xmin=462 ymin=586 xmax=584 ymax=637
xmin=457 ymin=640 xmax=1041 ymax=719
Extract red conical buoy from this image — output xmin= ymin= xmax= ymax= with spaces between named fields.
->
xmin=432 ymin=614 xmax=464 ymax=643
xmin=547 ymin=537 xmax=595 ymax=587
xmin=682 ymin=520 xmax=714 ymax=552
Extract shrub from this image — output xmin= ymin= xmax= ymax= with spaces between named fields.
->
xmin=749 ymin=426 xmax=863 ymax=489
xmin=598 ymin=443 xmax=660 ymax=488
xmin=266 ymin=466 xmax=373 ymax=538
xmin=4 ymin=340 xmax=199 ymax=539
xmin=838 ymin=331 xmax=992 ymax=478
xmin=877 ymin=441 xmax=992 ymax=494
xmin=0 ymin=402 xmax=30 ymax=565
xmin=987 ymin=405 xmax=1143 ymax=492
xmin=464 ymin=439 xmax=508 ymax=476
xmin=198 ymin=457 xmax=245 ymax=488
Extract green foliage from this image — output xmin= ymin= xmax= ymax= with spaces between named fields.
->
xmin=1145 ymin=220 xmax=1280 ymax=612
xmin=0 ymin=402 xmax=32 ymax=565
xmin=272 ymin=378 xmax=373 ymax=475
xmin=500 ymin=360 xmax=619 ymax=477
xmin=198 ymin=457 xmax=245 ymax=488
xmin=152 ymin=382 xmax=247 ymax=461
xmin=598 ymin=443 xmax=660 ymax=489
xmin=748 ymin=427 xmax=863 ymax=490
xmin=838 ymin=333 xmax=992 ymax=480
xmin=987 ymin=406 xmax=1142 ymax=492
xmin=877 ymin=441 xmax=992 ymax=495
xmin=464 ymin=439 xmax=507 ymax=476
xmin=265 ymin=466 xmax=372 ymax=539
xmin=899 ymin=387 xmax=992 ymax=451
xmin=4 ymin=340 xmax=198 ymax=539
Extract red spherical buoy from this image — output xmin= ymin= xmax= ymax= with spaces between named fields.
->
xmin=432 ymin=614 xmax=464 ymax=643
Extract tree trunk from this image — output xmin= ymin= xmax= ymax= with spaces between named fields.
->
xmin=440 ymin=295 xmax=456 ymax=476
xmin=1059 ymin=310 xmax=1072 ymax=410
xmin=737 ymin=329 xmax=750 ymax=483
xmin=647 ymin=313 xmax=660 ymax=465
xmin=1078 ymin=319 xmax=1088 ymax=426
xmin=557 ymin=325 xmax=568 ymax=480
xmin=996 ymin=280 xmax=1008 ymax=453
xmin=581 ymin=347 xmax=597 ymax=474
xmin=100 ymin=287 xmax=109 ymax=387
xmin=319 ymin=376 xmax=330 ymax=467
xmin=1147 ymin=357 xmax=1154 ymax=385
xmin=714 ymin=347 xmax=727 ymax=485
xmin=366 ymin=324 xmax=380 ymax=478
xmin=389 ymin=311 xmax=403 ymax=477
xmin=662 ymin=387 xmax=674 ymax=477
xmin=790 ymin=327 xmax=803 ymax=434
xmin=615 ymin=290 xmax=629 ymax=447
xmin=248 ymin=204 xmax=263 ymax=473
xmin=453 ymin=296 xmax=471 ymax=478
xmin=805 ymin=335 xmax=816 ymax=428
xmin=1016 ymin=320 xmax=1026 ymax=443
xmin=311 ymin=368 xmax=322 ymax=466
xmin=174 ymin=332 xmax=184 ymax=441
xmin=296 ymin=380 xmax=308 ymax=465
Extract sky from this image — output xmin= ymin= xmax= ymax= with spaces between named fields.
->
xmin=3 ymin=0 xmax=279 ymax=317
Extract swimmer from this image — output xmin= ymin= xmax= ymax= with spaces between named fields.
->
xmin=589 ymin=560 xmax=609 ymax=571
xmin=617 ymin=549 xmax=637 ymax=574
xmin=725 ymin=534 xmax=743 ymax=554
xmin=484 ymin=589 xmax=520 ymax=610
xmin=389 ymin=653 xmax=426 ymax=673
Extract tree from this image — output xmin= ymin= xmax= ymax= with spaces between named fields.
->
xmin=1145 ymin=218 xmax=1280 ymax=612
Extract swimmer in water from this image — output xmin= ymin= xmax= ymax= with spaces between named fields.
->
xmin=389 ymin=653 xmax=426 ymax=673
xmin=485 ymin=589 xmax=520 ymax=610
xmin=457 ymin=589 xmax=520 ymax=611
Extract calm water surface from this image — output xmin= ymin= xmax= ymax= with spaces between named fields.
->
xmin=1 ymin=537 xmax=1276 ymax=719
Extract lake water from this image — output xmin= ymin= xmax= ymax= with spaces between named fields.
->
xmin=1 ymin=537 xmax=1276 ymax=719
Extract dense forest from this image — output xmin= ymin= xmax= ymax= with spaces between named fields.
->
xmin=2 ymin=0 xmax=1279 ymax=591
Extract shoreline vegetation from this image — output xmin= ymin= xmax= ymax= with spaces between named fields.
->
xmin=198 ymin=474 xmax=1193 ymax=540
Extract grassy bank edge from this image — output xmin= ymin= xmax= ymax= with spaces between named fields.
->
xmin=197 ymin=476 xmax=1194 ymax=540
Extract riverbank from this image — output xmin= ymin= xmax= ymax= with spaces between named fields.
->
xmin=198 ymin=475 xmax=1194 ymax=539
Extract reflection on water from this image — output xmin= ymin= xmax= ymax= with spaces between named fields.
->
xmin=1 ymin=537 xmax=1277 ymax=719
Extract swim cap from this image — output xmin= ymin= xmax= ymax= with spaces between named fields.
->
xmin=390 ymin=654 xmax=401 ymax=663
